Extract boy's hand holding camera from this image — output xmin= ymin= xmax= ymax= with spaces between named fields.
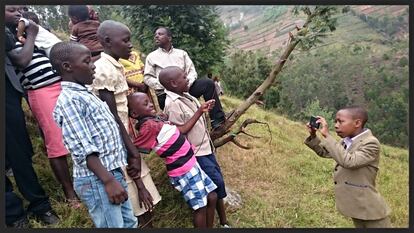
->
xmin=307 ymin=116 xmax=329 ymax=138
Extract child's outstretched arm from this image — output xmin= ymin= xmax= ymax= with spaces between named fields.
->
xmin=86 ymin=153 xmax=128 ymax=204
xmin=176 ymin=99 xmax=215 ymax=134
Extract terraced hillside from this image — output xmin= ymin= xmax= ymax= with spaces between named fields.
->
xmin=218 ymin=5 xmax=409 ymax=56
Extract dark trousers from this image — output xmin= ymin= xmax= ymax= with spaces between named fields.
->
xmin=190 ymin=78 xmax=225 ymax=124
xmin=157 ymin=78 xmax=225 ymax=123
xmin=5 ymin=77 xmax=51 ymax=225
xmin=157 ymin=92 xmax=167 ymax=110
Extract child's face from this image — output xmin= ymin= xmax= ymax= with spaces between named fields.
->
xmin=334 ymin=110 xmax=359 ymax=138
xmin=5 ymin=5 xmax=23 ymax=27
xmin=108 ymin=27 xmax=133 ymax=60
xmin=129 ymin=94 xmax=156 ymax=119
xmin=67 ymin=45 xmax=96 ymax=85
xmin=172 ymin=70 xmax=190 ymax=93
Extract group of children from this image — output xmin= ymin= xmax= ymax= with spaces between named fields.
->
xmin=9 ymin=4 xmax=392 ymax=229
xmin=40 ymin=8 xmax=230 ymax=227
xmin=49 ymin=37 xmax=230 ymax=227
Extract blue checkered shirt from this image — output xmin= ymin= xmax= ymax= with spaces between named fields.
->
xmin=53 ymin=81 xmax=127 ymax=178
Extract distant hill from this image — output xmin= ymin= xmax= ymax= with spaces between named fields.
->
xmin=217 ymin=5 xmax=409 ymax=56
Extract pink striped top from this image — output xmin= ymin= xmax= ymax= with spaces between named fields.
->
xmin=133 ymin=118 xmax=196 ymax=177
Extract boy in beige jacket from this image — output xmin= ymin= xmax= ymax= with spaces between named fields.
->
xmin=304 ymin=106 xmax=391 ymax=228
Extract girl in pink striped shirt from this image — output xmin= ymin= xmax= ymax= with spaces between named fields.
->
xmin=127 ymin=92 xmax=218 ymax=228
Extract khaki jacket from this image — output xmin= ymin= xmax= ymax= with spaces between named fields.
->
xmin=304 ymin=129 xmax=391 ymax=220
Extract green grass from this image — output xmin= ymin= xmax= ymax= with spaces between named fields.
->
xmin=16 ymin=96 xmax=408 ymax=228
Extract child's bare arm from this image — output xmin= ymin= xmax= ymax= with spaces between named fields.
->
xmin=98 ymin=89 xmax=154 ymax=209
xmin=16 ymin=18 xmax=28 ymax=42
xmin=86 ymin=153 xmax=128 ymax=204
xmin=176 ymin=99 xmax=215 ymax=134
xmin=7 ymin=19 xmax=39 ymax=69
xmin=126 ymin=79 xmax=147 ymax=92
xmin=98 ymin=89 xmax=143 ymax=175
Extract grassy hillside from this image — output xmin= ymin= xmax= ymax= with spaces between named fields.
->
xmin=18 ymin=95 xmax=408 ymax=228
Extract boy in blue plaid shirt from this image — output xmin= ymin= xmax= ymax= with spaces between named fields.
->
xmin=50 ymin=41 xmax=137 ymax=228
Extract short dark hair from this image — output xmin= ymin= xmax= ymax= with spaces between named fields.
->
xmin=68 ymin=5 xmax=89 ymax=21
xmin=341 ymin=105 xmax=368 ymax=127
xmin=155 ymin=26 xmax=172 ymax=37
xmin=22 ymin=11 xmax=39 ymax=24
xmin=50 ymin=41 xmax=84 ymax=75
xmin=159 ymin=66 xmax=183 ymax=90
xmin=97 ymin=20 xmax=129 ymax=45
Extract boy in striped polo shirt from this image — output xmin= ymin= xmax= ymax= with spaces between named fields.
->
xmin=128 ymin=92 xmax=218 ymax=228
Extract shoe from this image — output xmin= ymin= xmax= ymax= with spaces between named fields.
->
xmin=221 ymin=223 xmax=231 ymax=228
xmin=34 ymin=210 xmax=59 ymax=225
xmin=7 ymin=216 xmax=30 ymax=228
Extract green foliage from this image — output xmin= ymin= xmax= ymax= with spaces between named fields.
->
xmin=27 ymin=5 xmax=125 ymax=34
xmin=301 ymin=99 xmax=334 ymax=129
xmin=398 ymin=56 xmax=408 ymax=67
xmin=292 ymin=6 xmax=341 ymax=51
xmin=367 ymin=92 xmax=408 ymax=147
xmin=119 ymin=5 xmax=229 ymax=75
xmin=220 ymin=39 xmax=408 ymax=148
xmin=262 ymin=6 xmax=288 ymax=22
xmin=279 ymin=42 xmax=408 ymax=147
xmin=27 ymin=5 xmax=69 ymax=32
xmin=358 ymin=12 xmax=407 ymax=38
xmin=363 ymin=58 xmax=409 ymax=147
xmin=219 ymin=50 xmax=272 ymax=99
xmin=219 ymin=5 xmax=407 ymax=148
xmin=94 ymin=5 xmax=124 ymax=22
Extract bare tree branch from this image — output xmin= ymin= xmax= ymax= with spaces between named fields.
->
xmin=213 ymin=119 xmax=269 ymax=149
xmin=211 ymin=6 xmax=341 ymax=148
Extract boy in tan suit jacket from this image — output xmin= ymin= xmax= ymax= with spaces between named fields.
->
xmin=304 ymin=106 xmax=391 ymax=228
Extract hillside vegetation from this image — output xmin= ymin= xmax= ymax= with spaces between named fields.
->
xmin=217 ymin=5 xmax=408 ymax=148
xmin=20 ymin=96 xmax=408 ymax=228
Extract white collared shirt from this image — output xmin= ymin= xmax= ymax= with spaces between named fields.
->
xmin=143 ymin=47 xmax=197 ymax=93
xmin=163 ymin=90 xmax=213 ymax=157
xmin=343 ymin=128 xmax=369 ymax=150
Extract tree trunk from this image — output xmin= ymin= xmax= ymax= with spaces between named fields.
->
xmin=212 ymin=13 xmax=316 ymax=145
